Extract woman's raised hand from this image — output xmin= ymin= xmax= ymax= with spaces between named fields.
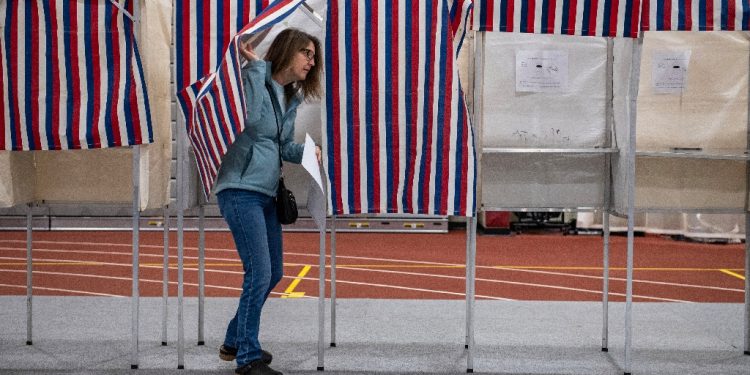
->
xmin=239 ymin=39 xmax=259 ymax=61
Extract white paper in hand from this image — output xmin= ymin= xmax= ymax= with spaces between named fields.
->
xmin=302 ymin=134 xmax=326 ymax=230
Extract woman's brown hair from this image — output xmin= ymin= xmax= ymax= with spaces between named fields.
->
xmin=264 ymin=28 xmax=322 ymax=103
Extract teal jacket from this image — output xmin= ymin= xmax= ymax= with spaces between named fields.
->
xmin=213 ymin=60 xmax=305 ymax=197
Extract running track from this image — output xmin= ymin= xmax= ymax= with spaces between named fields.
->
xmin=0 ymin=230 xmax=745 ymax=303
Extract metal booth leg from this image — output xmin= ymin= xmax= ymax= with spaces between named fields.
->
xmin=198 ymin=204 xmax=206 ymax=345
xmin=317 ymin=216 xmax=328 ymax=371
xmin=26 ymin=203 xmax=33 ymax=346
xmin=330 ymin=215 xmax=337 ymax=347
xmin=745 ymin=212 xmax=750 ymax=355
xmin=162 ymin=207 xmax=170 ymax=346
xmin=466 ymin=216 xmax=477 ymax=373
xmin=131 ymin=145 xmax=141 ymax=369
xmin=602 ymin=211 xmax=610 ymax=351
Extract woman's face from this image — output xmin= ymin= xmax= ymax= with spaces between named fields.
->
xmin=289 ymin=41 xmax=315 ymax=82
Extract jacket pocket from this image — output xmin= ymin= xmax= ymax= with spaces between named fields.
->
xmin=240 ymin=146 xmax=254 ymax=177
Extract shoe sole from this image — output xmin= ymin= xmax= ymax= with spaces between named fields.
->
xmin=220 ymin=350 xmax=271 ymax=364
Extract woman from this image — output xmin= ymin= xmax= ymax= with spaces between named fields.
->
xmin=213 ymin=28 xmax=322 ymax=375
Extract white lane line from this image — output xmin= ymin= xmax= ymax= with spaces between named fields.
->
xmin=0 ymin=239 xmax=233 ymax=253
xmin=284 ymin=252 xmax=743 ymax=294
xmin=327 ymin=266 xmax=690 ymax=303
xmin=498 ymin=267 xmax=744 ymax=293
xmin=0 ymin=254 xmax=691 ymax=302
xmin=0 ymin=282 xmax=123 ymax=297
xmin=292 ymin=276 xmax=512 ymax=301
xmin=0 ymin=246 xmax=240 ymax=263
xmin=0 ymin=239 xmax=728 ymax=301
xmin=149 ymin=267 xmax=511 ymax=300
xmin=0 ymin=255 xmax=512 ymax=300
xmin=0 ymin=254 xmax=312 ymax=270
xmin=0 ymin=269 xmax=313 ymax=299
xmin=3 ymin=244 xmax=738 ymax=293
xmin=0 ymin=255 xmax=167 ymax=269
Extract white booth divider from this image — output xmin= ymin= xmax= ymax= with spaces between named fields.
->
xmin=471 ymin=0 xmax=642 ymax=372
xmin=614 ymin=27 xmax=750 ymax=374
xmin=473 ymin=28 xmax=623 ymax=362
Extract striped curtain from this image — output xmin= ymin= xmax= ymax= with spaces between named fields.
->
xmin=641 ymin=0 xmax=750 ymax=30
xmin=472 ymin=0 xmax=642 ymax=37
xmin=174 ymin=0 xmax=272 ymax=93
xmin=0 ymin=0 xmax=153 ymax=151
xmin=324 ymin=0 xmax=477 ymax=217
xmin=450 ymin=0 xmax=475 ymax=53
xmin=177 ymin=0 xmax=306 ymax=198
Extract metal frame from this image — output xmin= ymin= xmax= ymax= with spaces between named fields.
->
xmin=25 ymin=203 xmax=32 ymax=346
xmin=317 ymin=214 xmax=477 ymax=372
xmin=622 ymin=37 xmax=641 ymax=375
xmin=130 ymin=145 xmax=141 ymax=369
xmin=198 ymin=204 xmax=206 ymax=346
xmin=174 ymin=0 xmax=330 ymax=370
xmin=129 ymin=2 xmax=144 ymax=369
xmin=472 ymin=30 xmax=620 ymax=370
xmin=20 ymin=2 xmax=174 ymax=370
xmin=20 ymin=176 xmax=152 ymax=366
xmin=620 ymin=31 xmax=750 ymax=375
xmin=175 ymin=70 xmax=187 ymax=370
xmin=318 ymin=9 xmax=476 ymax=370
xmin=316 ymin=210 xmax=330 ymax=371
xmin=161 ymin=206 xmax=169 ymax=347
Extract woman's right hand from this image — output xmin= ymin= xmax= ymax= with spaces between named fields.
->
xmin=239 ymin=40 xmax=259 ymax=61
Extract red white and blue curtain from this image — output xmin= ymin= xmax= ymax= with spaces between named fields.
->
xmin=450 ymin=0 xmax=475 ymax=53
xmin=324 ymin=0 xmax=477 ymax=217
xmin=472 ymin=0 xmax=643 ymax=37
xmin=472 ymin=0 xmax=750 ymax=34
xmin=641 ymin=0 xmax=750 ymax=30
xmin=178 ymin=0 xmax=305 ymax=197
xmin=1 ymin=0 xmax=153 ymax=151
xmin=174 ymin=0 xmax=272 ymax=93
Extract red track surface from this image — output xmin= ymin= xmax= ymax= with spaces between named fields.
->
xmin=0 ymin=230 xmax=745 ymax=302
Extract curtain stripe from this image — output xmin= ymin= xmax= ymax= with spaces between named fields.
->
xmin=473 ymin=0 xmax=643 ymax=36
xmin=178 ymin=0 xmax=305 ymax=197
xmin=641 ymin=0 xmax=749 ymax=30
xmin=174 ymin=0 xmax=270 ymax=93
xmin=325 ymin=0 xmax=476 ymax=217
xmin=1 ymin=0 xmax=151 ymax=151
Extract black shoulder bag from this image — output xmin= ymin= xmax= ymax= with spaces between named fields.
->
xmin=267 ymin=82 xmax=298 ymax=225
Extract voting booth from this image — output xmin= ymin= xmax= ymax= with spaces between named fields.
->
xmin=0 ymin=0 xmax=172 ymax=368
xmin=610 ymin=2 xmax=750 ymax=373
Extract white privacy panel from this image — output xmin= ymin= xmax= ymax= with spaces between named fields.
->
xmin=613 ymin=31 xmax=749 ymax=212
xmin=481 ymin=153 xmax=607 ymax=209
xmin=636 ymin=31 xmax=750 ymax=151
xmin=480 ymin=33 xmax=609 ymax=148
xmin=634 ymin=157 xmax=747 ymax=210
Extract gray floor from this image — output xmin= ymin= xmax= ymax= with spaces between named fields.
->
xmin=0 ymin=296 xmax=748 ymax=374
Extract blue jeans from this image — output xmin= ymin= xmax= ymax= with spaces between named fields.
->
xmin=217 ymin=189 xmax=283 ymax=367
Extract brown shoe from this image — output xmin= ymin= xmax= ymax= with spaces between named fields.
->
xmin=235 ymin=359 xmax=282 ymax=375
xmin=219 ymin=344 xmax=237 ymax=361
xmin=220 ymin=345 xmax=272 ymax=364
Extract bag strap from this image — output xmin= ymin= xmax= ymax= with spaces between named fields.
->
xmin=265 ymin=81 xmax=284 ymax=174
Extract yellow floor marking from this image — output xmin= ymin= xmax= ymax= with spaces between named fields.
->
xmin=282 ymin=265 xmax=311 ymax=298
xmin=719 ymin=269 xmax=746 ymax=280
